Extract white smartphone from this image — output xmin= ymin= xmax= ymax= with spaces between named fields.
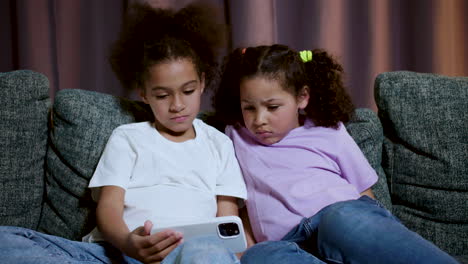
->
xmin=151 ymin=216 xmax=247 ymax=253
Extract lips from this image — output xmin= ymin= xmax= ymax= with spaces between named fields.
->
xmin=255 ymin=130 xmax=272 ymax=136
xmin=171 ymin=115 xmax=189 ymax=122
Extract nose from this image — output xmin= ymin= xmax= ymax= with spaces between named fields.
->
xmin=253 ymin=109 xmax=267 ymax=126
xmin=170 ymin=94 xmax=185 ymax=112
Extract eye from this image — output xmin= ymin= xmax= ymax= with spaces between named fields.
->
xmin=267 ymin=105 xmax=279 ymax=111
xmin=242 ymin=106 xmax=255 ymax=111
xmin=183 ymin=89 xmax=195 ymax=95
xmin=155 ymin=94 xmax=168 ymax=99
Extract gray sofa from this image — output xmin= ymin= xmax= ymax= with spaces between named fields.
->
xmin=0 ymin=70 xmax=466 ymax=262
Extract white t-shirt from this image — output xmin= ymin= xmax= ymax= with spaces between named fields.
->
xmin=83 ymin=119 xmax=247 ymax=242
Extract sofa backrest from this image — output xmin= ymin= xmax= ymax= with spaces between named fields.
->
xmin=39 ymin=89 xmax=153 ymax=240
xmin=375 ymin=71 xmax=468 ymax=255
xmin=0 ymin=70 xmax=50 ymax=230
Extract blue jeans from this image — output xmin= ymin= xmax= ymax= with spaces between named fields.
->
xmin=163 ymin=235 xmax=239 ymax=264
xmin=241 ymin=196 xmax=459 ymax=264
xmin=0 ymin=226 xmax=239 ymax=264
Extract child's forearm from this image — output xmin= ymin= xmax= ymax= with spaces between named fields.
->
xmin=216 ymin=195 xmax=239 ymax=217
xmin=95 ymin=186 xmax=131 ymax=252
xmin=236 ymin=206 xmax=256 ymax=260
xmin=360 ymin=188 xmax=375 ymax=199
xmin=216 ymin=196 xmax=257 ymax=246
xmin=97 ymin=203 xmax=131 ymax=251
xmin=239 ymin=206 xmax=256 ymax=248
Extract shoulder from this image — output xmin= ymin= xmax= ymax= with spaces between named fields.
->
xmin=111 ymin=121 xmax=153 ymax=139
xmin=316 ymin=122 xmax=360 ymax=153
xmin=194 ymin=119 xmax=232 ymax=144
xmin=333 ymin=122 xmax=356 ymax=144
xmin=298 ymin=120 xmax=353 ymax=146
xmin=113 ymin=121 xmax=152 ymax=131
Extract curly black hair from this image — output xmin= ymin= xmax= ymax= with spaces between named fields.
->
xmin=109 ymin=2 xmax=226 ymax=91
xmin=212 ymin=44 xmax=354 ymax=128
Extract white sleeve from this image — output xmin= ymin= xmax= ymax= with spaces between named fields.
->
xmin=88 ymin=127 xmax=136 ymax=201
xmin=215 ymin=139 xmax=247 ymax=200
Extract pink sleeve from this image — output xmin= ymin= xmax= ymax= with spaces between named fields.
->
xmin=336 ymin=125 xmax=378 ymax=193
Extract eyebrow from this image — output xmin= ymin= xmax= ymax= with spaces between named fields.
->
xmin=241 ymin=98 xmax=280 ymax=103
xmin=151 ymin=80 xmax=198 ymax=91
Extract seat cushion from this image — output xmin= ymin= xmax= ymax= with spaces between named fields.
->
xmin=375 ymin=71 xmax=468 ymax=255
xmin=38 ymin=89 xmax=153 ymax=240
xmin=0 ymin=70 xmax=50 ymax=229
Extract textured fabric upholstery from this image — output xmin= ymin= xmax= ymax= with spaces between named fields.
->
xmin=346 ymin=108 xmax=391 ymax=211
xmin=0 ymin=70 xmax=50 ymax=229
xmin=375 ymin=71 xmax=468 ymax=256
xmin=38 ymin=89 xmax=153 ymax=240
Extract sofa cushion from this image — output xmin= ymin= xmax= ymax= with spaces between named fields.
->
xmin=0 ymin=70 xmax=50 ymax=229
xmin=38 ymin=89 xmax=153 ymax=240
xmin=345 ymin=108 xmax=391 ymax=211
xmin=375 ymin=71 xmax=468 ymax=255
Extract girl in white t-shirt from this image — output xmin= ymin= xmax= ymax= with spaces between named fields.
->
xmin=0 ymin=3 xmax=246 ymax=264
xmin=86 ymin=2 xmax=247 ymax=263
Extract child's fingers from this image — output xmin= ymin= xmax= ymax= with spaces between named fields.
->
xmin=145 ymin=231 xmax=183 ymax=256
xmin=139 ymin=229 xmax=180 ymax=248
xmin=132 ymin=225 xmax=148 ymax=237
xmin=145 ymin=236 xmax=183 ymax=262
xmin=144 ymin=220 xmax=153 ymax=235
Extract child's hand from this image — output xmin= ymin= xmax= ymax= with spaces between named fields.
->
xmin=123 ymin=220 xmax=184 ymax=264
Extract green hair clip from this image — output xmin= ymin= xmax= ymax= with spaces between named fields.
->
xmin=299 ymin=50 xmax=313 ymax=63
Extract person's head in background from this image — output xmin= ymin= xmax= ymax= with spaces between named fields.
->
xmin=109 ymin=2 xmax=225 ymax=142
xmin=213 ymin=44 xmax=355 ymax=145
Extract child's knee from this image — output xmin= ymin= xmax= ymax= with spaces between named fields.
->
xmin=317 ymin=199 xmax=392 ymax=245
xmin=318 ymin=200 xmax=368 ymax=238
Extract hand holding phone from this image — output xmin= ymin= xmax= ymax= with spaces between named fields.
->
xmin=151 ymin=216 xmax=247 ymax=253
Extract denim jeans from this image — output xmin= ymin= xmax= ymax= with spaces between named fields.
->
xmin=241 ymin=196 xmax=459 ymax=264
xmin=0 ymin=226 xmax=239 ymax=264
xmin=162 ymin=235 xmax=239 ymax=264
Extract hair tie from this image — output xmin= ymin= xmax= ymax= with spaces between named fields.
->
xmin=299 ymin=50 xmax=313 ymax=62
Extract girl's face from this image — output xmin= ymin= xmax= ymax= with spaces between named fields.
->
xmin=240 ymin=76 xmax=309 ymax=145
xmin=140 ymin=58 xmax=204 ymax=142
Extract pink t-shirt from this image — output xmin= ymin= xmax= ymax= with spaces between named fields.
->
xmin=226 ymin=120 xmax=378 ymax=242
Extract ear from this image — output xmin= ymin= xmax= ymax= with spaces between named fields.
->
xmin=139 ymin=88 xmax=149 ymax=104
xmin=297 ymin=85 xmax=310 ymax=110
xmin=200 ymin=72 xmax=206 ymax=94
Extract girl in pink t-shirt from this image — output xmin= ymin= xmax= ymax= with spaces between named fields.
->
xmin=212 ymin=44 xmax=458 ymax=264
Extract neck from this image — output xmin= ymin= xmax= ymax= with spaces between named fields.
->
xmin=153 ymin=122 xmax=196 ymax=143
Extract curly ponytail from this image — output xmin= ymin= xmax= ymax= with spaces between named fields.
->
xmin=303 ymin=49 xmax=355 ymax=127
xmin=213 ymin=45 xmax=354 ymax=128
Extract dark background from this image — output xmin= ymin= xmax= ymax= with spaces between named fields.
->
xmin=1 ymin=0 xmax=467 ymax=111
